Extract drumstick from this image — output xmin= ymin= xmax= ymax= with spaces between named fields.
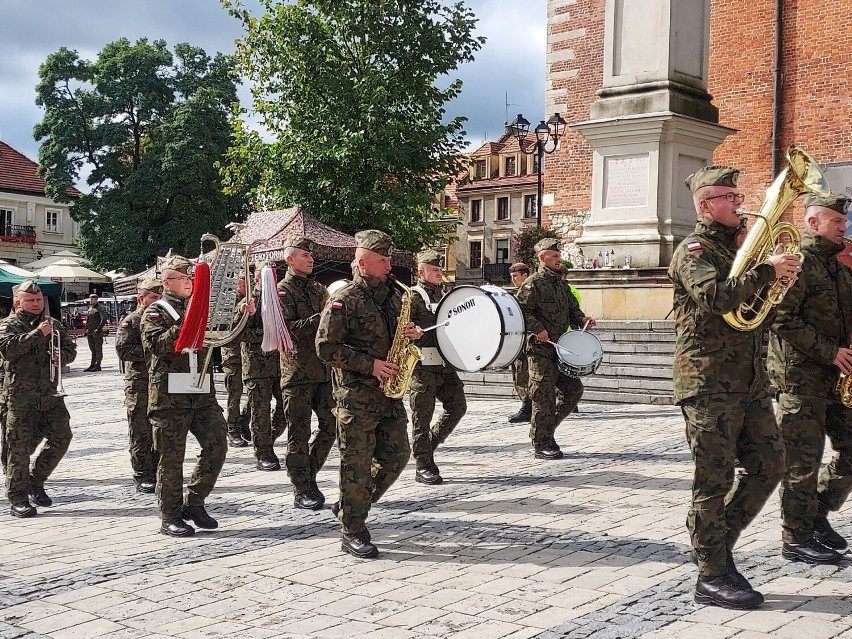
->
xmin=420 ymin=320 xmax=451 ymax=333
xmin=580 ymin=318 xmax=591 ymax=333
xmin=547 ymin=340 xmax=577 ymax=357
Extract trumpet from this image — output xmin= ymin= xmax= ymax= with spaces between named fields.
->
xmin=47 ymin=318 xmax=67 ymax=398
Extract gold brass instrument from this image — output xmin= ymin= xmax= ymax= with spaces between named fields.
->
xmin=835 ymin=237 xmax=852 ymax=407
xmin=723 ymin=145 xmax=830 ymax=331
xmin=47 ymin=317 xmax=66 ymax=398
xmin=380 ymin=276 xmax=423 ymax=399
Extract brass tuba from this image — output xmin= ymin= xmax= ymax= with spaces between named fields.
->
xmin=380 ymin=276 xmax=423 ymax=399
xmin=723 ymin=146 xmax=830 ymax=331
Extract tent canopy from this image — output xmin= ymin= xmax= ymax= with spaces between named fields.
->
xmin=36 ymin=258 xmax=110 ymax=283
xmin=23 ymin=250 xmax=91 ymax=271
xmin=0 ymin=265 xmax=61 ymax=299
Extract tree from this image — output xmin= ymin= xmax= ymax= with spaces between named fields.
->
xmin=34 ymin=38 xmax=251 ymax=272
xmin=513 ymin=226 xmax=572 ymax=270
xmin=222 ymin=0 xmax=484 ymax=252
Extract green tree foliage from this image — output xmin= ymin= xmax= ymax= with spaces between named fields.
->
xmin=34 ymin=38 xmax=251 ymax=272
xmin=222 ymin=0 xmax=484 ymax=252
xmin=513 ymin=226 xmax=571 ymax=270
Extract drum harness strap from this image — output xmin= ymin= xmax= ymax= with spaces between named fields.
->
xmin=411 ymin=285 xmax=445 ymax=366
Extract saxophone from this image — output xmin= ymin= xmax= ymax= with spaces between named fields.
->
xmin=380 ymin=276 xmax=423 ymax=399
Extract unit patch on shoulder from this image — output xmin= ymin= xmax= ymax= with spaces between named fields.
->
xmin=120 ymin=321 xmax=130 ymax=328
xmin=331 ymin=301 xmax=343 ymax=311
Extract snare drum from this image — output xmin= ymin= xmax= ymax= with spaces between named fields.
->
xmin=554 ymin=330 xmax=604 ymax=377
xmin=434 ymin=285 xmax=525 ymax=372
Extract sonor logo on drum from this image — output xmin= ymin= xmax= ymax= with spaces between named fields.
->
xmin=447 ymin=298 xmax=476 ymax=318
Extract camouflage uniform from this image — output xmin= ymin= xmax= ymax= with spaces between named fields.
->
xmin=409 ymin=277 xmax=466 ymax=471
xmin=115 ymin=306 xmax=157 ymax=485
xmin=279 ymin=268 xmax=336 ymax=491
xmin=85 ymin=302 xmax=108 ymax=368
xmin=140 ymin=291 xmax=227 ymax=524
xmin=240 ymin=286 xmax=286 ymax=461
xmin=0 ymin=307 xmax=76 ymax=505
xmin=516 ymin=263 xmax=585 ymax=449
xmin=669 ymin=209 xmax=784 ymax=577
xmin=768 ymin=229 xmax=852 ymax=543
xmin=220 ymin=341 xmax=250 ymax=440
xmin=316 ymin=270 xmax=411 ymax=535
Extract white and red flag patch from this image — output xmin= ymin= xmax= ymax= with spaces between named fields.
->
xmin=331 ymin=301 xmax=343 ymax=310
xmin=687 ymin=241 xmax=702 ymax=252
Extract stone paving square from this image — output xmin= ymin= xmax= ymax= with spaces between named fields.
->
xmin=0 ymin=344 xmax=850 ymax=638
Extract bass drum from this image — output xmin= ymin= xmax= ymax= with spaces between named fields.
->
xmin=435 ymin=285 xmax=525 ymax=372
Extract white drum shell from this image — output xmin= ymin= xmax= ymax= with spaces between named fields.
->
xmin=554 ymin=331 xmax=603 ymax=377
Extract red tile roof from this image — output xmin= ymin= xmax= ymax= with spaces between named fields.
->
xmin=0 ymin=141 xmax=82 ymax=198
xmin=456 ymin=173 xmax=538 ymax=193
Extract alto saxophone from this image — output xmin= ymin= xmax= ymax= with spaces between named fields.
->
xmin=380 ymin=276 xmax=423 ymax=399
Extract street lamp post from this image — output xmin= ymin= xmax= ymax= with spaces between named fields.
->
xmin=509 ymin=113 xmax=567 ymax=227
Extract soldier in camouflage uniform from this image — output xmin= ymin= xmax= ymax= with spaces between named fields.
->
xmin=0 ymin=288 xmax=18 ymax=474
xmin=316 ymin=229 xmax=424 ymax=558
xmin=140 ymin=255 xmax=233 ymax=537
xmin=516 ymin=238 xmax=595 ymax=460
xmin=115 ymin=278 xmax=162 ymax=493
xmin=278 ymin=235 xmax=336 ymax=510
xmin=84 ymin=293 xmax=108 ymax=371
xmin=240 ymin=263 xmax=286 ymax=471
xmin=0 ymin=280 xmax=76 ymax=518
xmin=409 ymin=249 xmax=466 ymax=484
xmin=768 ymin=192 xmax=852 ymax=564
xmin=669 ymin=165 xmax=801 ymax=609
xmin=222 ymin=276 xmax=251 ymax=448
xmin=507 ymin=262 xmax=532 ymax=423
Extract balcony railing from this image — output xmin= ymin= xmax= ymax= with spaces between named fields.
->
xmin=0 ymin=225 xmax=37 ymax=245
xmin=483 ymin=262 xmax=510 ymax=282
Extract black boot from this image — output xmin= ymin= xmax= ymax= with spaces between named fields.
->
xmin=182 ymin=504 xmax=218 ymax=529
xmin=28 ymin=486 xmax=52 ymax=507
xmin=228 ymin=434 xmax=248 ymax=448
xmin=309 ymin=480 xmax=325 ymax=505
xmin=342 ymin=530 xmax=378 ymax=558
xmin=782 ymin=537 xmax=842 ymax=564
xmin=508 ymin=399 xmax=532 ymax=423
xmin=294 ymin=488 xmax=323 ymax=511
xmin=813 ymin=515 xmax=848 ymax=552
xmin=415 ymin=467 xmax=443 ymax=485
xmin=694 ymin=575 xmax=764 ymax=610
xmin=160 ymin=519 xmax=195 ymax=537
xmin=10 ymin=502 xmax=37 ymax=518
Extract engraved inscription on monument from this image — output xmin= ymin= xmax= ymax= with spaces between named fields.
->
xmin=604 ymin=154 xmax=650 ymax=208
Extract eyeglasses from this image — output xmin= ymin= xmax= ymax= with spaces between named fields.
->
xmin=164 ymin=275 xmax=192 ymax=282
xmin=703 ymin=192 xmax=745 ymax=204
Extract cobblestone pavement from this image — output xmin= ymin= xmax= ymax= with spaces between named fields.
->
xmin=1 ymin=343 xmax=850 ymax=639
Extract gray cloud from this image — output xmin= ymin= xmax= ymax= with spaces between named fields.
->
xmin=1 ymin=0 xmax=545 ymax=162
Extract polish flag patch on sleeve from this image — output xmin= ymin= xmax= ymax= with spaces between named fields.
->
xmin=687 ymin=241 xmax=702 ymax=252
xmin=278 ymin=290 xmax=286 ymax=297
xmin=147 ymin=312 xmax=161 ymax=319
xmin=523 ymin=284 xmax=532 ymax=291
xmin=331 ymin=301 xmax=343 ymax=310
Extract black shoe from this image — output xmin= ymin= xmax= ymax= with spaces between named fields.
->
xmin=508 ymin=399 xmax=532 ymax=423
xmin=294 ymin=489 xmax=323 ymax=511
xmin=342 ymin=530 xmax=378 ymax=558
xmin=256 ymin=457 xmax=281 ymax=471
xmin=690 ymin=549 xmax=752 ymax=591
xmin=782 ymin=538 xmax=843 ymax=564
xmin=309 ymin=480 xmax=325 ymax=505
xmin=415 ymin=468 xmax=443 ymax=485
xmin=10 ymin=502 xmax=37 ymax=518
xmin=813 ymin=516 xmax=848 ymax=552
xmin=181 ymin=504 xmax=218 ymax=530
xmin=534 ymin=447 xmax=564 ymax=460
xmin=28 ymin=486 xmax=52 ymax=507
xmin=90 ymin=365 xmax=102 ymax=372
xmin=136 ymin=480 xmax=155 ymax=494
xmin=694 ymin=575 xmax=763 ymax=610
xmin=83 ymin=365 xmax=94 ymax=372
xmin=228 ymin=434 xmax=248 ymax=448
xmin=160 ymin=519 xmax=195 ymax=537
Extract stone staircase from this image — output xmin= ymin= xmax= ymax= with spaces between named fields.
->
xmin=458 ymin=319 xmax=676 ymax=405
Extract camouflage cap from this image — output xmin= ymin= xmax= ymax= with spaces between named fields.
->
xmin=685 ymin=165 xmax=740 ymax=193
xmin=89 ymin=293 xmax=99 ymax=298
xmin=534 ymin=237 xmax=561 ymax=253
xmin=509 ymin=262 xmax=530 ymax=274
xmin=282 ymin=235 xmax=314 ymax=252
xmin=161 ymin=254 xmax=192 ymax=275
xmin=17 ymin=279 xmax=41 ymax=294
xmin=804 ymin=191 xmax=850 ymax=215
xmin=355 ymin=229 xmax=393 ymax=257
xmin=417 ymin=249 xmax=442 ymax=266
xmin=138 ymin=277 xmax=162 ymax=293
xmin=11 ymin=285 xmax=19 ymax=296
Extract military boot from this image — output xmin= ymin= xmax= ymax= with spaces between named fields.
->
xmin=813 ymin=516 xmax=848 ymax=552
xmin=309 ymin=480 xmax=326 ymax=505
xmin=415 ymin=467 xmax=443 ymax=485
xmin=10 ymin=502 xmax=37 ymax=518
xmin=782 ymin=538 xmax=842 ymax=564
xmin=160 ymin=519 xmax=195 ymax=537
xmin=228 ymin=433 xmax=248 ymax=448
xmin=181 ymin=504 xmax=218 ymax=529
xmin=508 ymin=399 xmax=532 ymax=423
xmin=342 ymin=530 xmax=378 ymax=558
xmin=694 ymin=575 xmax=764 ymax=610
xmin=294 ymin=488 xmax=323 ymax=511
xmin=28 ymin=486 xmax=52 ymax=507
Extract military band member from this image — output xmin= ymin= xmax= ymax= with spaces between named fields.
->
xmin=409 ymin=249 xmax=466 ymax=484
xmin=240 ymin=263 xmax=286 ymax=471
xmin=222 ymin=276 xmax=251 ymax=448
xmin=141 ymin=255 xmax=231 ymax=537
xmin=278 ymin=235 xmax=336 ymax=510
xmin=768 ymin=192 xmax=852 ymax=564
xmin=316 ymin=229 xmax=424 ymax=558
xmin=507 ymin=262 xmax=532 ymax=423
xmin=516 ymin=239 xmax=595 ymax=460
xmin=0 ymin=279 xmax=76 ymax=518
xmin=115 ymin=278 xmax=162 ymax=493
xmin=84 ymin=293 xmax=108 ymax=371
xmin=669 ymin=166 xmax=800 ymax=609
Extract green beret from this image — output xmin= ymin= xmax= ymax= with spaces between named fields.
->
xmin=804 ymin=192 xmax=850 ymax=215
xmin=509 ymin=262 xmax=530 ymax=274
xmin=417 ymin=249 xmax=442 ymax=266
xmin=138 ymin=278 xmax=162 ymax=294
xmin=18 ymin=279 xmax=41 ymax=294
xmin=534 ymin=238 xmax=561 ymax=253
xmin=161 ymin=255 xmax=192 ymax=275
xmin=685 ymin=165 xmax=740 ymax=193
xmin=355 ymin=229 xmax=393 ymax=257
xmin=282 ymin=235 xmax=314 ymax=252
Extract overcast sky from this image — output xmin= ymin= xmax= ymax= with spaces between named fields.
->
xmin=0 ymin=0 xmax=546 ymax=165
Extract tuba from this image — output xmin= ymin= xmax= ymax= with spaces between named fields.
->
xmin=380 ymin=276 xmax=423 ymax=399
xmin=723 ymin=146 xmax=830 ymax=331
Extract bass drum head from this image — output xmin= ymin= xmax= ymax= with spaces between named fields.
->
xmin=435 ymin=286 xmax=503 ymax=372
xmin=479 ymin=284 xmax=525 ymax=368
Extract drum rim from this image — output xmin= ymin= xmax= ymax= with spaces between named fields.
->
xmin=434 ymin=285 xmax=507 ymax=372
